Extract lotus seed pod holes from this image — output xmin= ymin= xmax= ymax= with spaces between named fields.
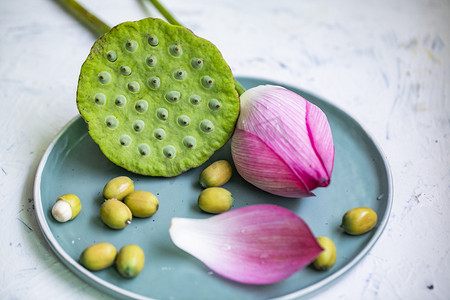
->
xmin=76 ymin=18 xmax=240 ymax=176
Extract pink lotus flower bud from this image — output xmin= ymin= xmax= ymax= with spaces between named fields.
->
xmin=231 ymin=85 xmax=335 ymax=198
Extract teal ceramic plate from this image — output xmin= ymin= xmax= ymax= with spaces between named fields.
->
xmin=34 ymin=77 xmax=392 ymax=300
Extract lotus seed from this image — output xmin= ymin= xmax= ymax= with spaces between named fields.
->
xmin=105 ymin=116 xmax=118 ymax=129
xmin=125 ymin=40 xmax=138 ymax=52
xmin=128 ymin=81 xmax=140 ymax=93
xmin=133 ymin=120 xmax=145 ymax=132
xmin=98 ymin=71 xmax=111 ymax=84
xmin=154 ymin=128 xmax=166 ymax=140
xmin=138 ymin=143 xmax=150 ymax=156
xmin=156 ymin=108 xmax=168 ymax=121
xmin=165 ymin=91 xmax=181 ymax=103
xmin=189 ymin=95 xmax=201 ymax=105
xmin=148 ymin=35 xmax=159 ymax=46
xmin=178 ymin=115 xmax=191 ymax=127
xmin=183 ymin=136 xmax=197 ymax=148
xmin=119 ymin=135 xmax=132 ymax=146
xmin=148 ymin=76 xmax=160 ymax=90
xmin=200 ymin=120 xmax=214 ymax=132
xmin=120 ymin=66 xmax=132 ymax=76
xmin=94 ymin=93 xmax=106 ymax=105
xmin=169 ymin=44 xmax=183 ymax=57
xmin=163 ymin=145 xmax=176 ymax=159
xmin=106 ymin=51 xmax=117 ymax=62
xmin=135 ymin=100 xmax=148 ymax=113
xmin=174 ymin=69 xmax=187 ymax=80
xmin=191 ymin=58 xmax=203 ymax=69
xmin=146 ymin=55 xmax=157 ymax=67
xmin=115 ymin=95 xmax=127 ymax=107
xmin=209 ymin=99 xmax=222 ymax=111
xmin=201 ymin=76 xmax=214 ymax=88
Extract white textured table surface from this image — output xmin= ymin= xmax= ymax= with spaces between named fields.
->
xmin=1 ymin=0 xmax=449 ymax=299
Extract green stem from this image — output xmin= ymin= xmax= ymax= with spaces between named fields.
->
xmin=145 ymin=0 xmax=246 ymax=95
xmin=234 ymin=80 xmax=246 ymax=96
xmin=55 ymin=0 xmax=111 ymax=36
xmin=147 ymin=0 xmax=182 ymax=26
xmin=59 ymin=0 xmax=246 ymax=95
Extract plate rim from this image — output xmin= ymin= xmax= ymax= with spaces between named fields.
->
xmin=33 ymin=77 xmax=393 ymax=300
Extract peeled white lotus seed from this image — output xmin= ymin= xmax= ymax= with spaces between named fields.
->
xmin=51 ymin=194 xmax=81 ymax=223
xmin=52 ymin=200 xmax=72 ymax=222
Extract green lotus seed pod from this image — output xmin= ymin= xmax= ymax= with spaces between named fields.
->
xmin=198 ymin=187 xmax=234 ymax=214
xmin=102 ymin=176 xmax=134 ymax=200
xmin=79 ymin=242 xmax=117 ymax=271
xmin=199 ymin=160 xmax=232 ymax=188
xmin=312 ymin=236 xmax=337 ymax=271
xmin=124 ymin=191 xmax=159 ymax=218
xmin=76 ymin=18 xmax=240 ymax=177
xmin=100 ymin=199 xmax=132 ymax=229
xmin=51 ymin=194 xmax=82 ymax=222
xmin=341 ymin=207 xmax=378 ymax=235
xmin=116 ymin=245 xmax=145 ymax=278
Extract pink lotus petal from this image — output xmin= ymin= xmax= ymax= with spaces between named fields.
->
xmin=169 ymin=204 xmax=322 ymax=284
xmin=231 ymin=85 xmax=335 ymax=197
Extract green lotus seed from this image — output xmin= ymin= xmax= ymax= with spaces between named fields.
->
xmin=209 ymin=99 xmax=222 ymax=111
xmin=119 ymin=135 xmax=132 ymax=146
xmin=105 ymin=116 xmax=118 ymax=129
xmin=138 ymin=143 xmax=150 ymax=156
xmin=156 ymin=108 xmax=168 ymax=121
xmin=163 ymin=145 xmax=176 ymax=159
xmin=133 ymin=120 xmax=145 ymax=132
xmin=183 ymin=136 xmax=196 ymax=148
xmin=191 ymin=58 xmax=203 ymax=69
xmin=201 ymin=76 xmax=214 ymax=88
xmin=128 ymin=81 xmax=140 ymax=93
xmin=115 ymin=95 xmax=127 ymax=107
xmin=148 ymin=76 xmax=160 ymax=90
xmin=106 ymin=51 xmax=117 ymax=62
xmin=120 ymin=66 xmax=132 ymax=76
xmin=98 ymin=71 xmax=111 ymax=84
xmin=94 ymin=93 xmax=106 ymax=105
xmin=174 ymin=69 xmax=187 ymax=80
xmin=165 ymin=91 xmax=181 ymax=103
xmin=178 ymin=115 xmax=191 ymax=127
xmin=154 ymin=128 xmax=166 ymax=140
xmin=125 ymin=40 xmax=138 ymax=52
xmin=189 ymin=95 xmax=201 ymax=105
xmin=148 ymin=35 xmax=159 ymax=46
xmin=200 ymin=120 xmax=214 ymax=133
xmin=169 ymin=45 xmax=182 ymax=57
xmin=135 ymin=100 xmax=148 ymax=113
xmin=146 ymin=55 xmax=157 ymax=67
